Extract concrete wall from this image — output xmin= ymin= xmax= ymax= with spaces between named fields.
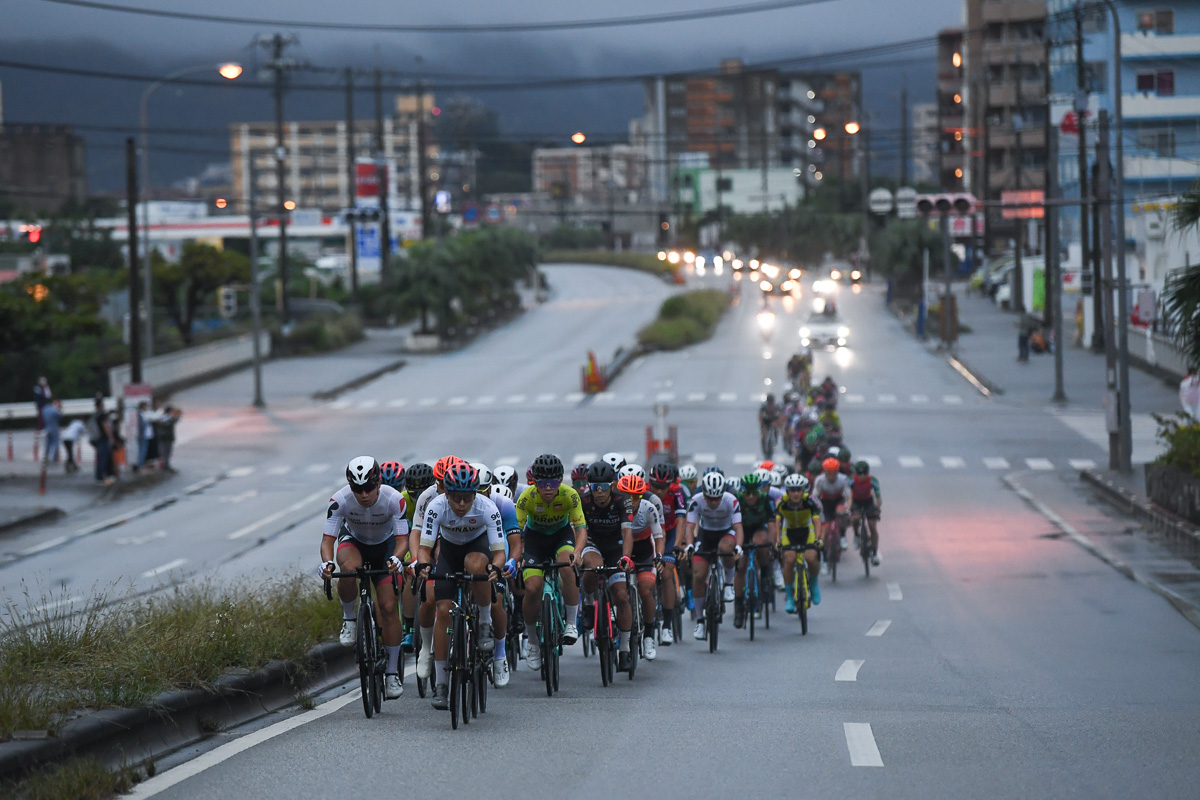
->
xmin=109 ymin=331 xmax=271 ymax=397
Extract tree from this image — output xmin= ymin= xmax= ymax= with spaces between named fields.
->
xmin=152 ymin=242 xmax=248 ymax=345
xmin=1167 ymin=190 xmax=1200 ymax=369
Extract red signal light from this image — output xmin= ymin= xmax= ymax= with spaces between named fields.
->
xmin=27 ymin=226 xmax=42 ymax=243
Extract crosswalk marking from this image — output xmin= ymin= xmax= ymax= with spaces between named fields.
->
xmin=656 ymin=392 xmax=676 ymax=401
xmin=983 ymin=457 xmax=1010 ymax=470
xmin=386 ymin=398 xmax=408 ymax=408
xmin=418 ymin=397 xmax=438 ymax=407
xmin=536 ymin=393 xmax=556 ymax=403
xmin=1068 ymin=458 xmax=1097 ymax=470
xmin=564 ymin=392 xmax=585 ymax=403
xmin=911 ymin=394 xmax=929 ymax=403
xmin=506 ymin=394 xmax=526 ymax=404
xmin=693 ymin=452 xmax=716 ymax=463
xmin=898 ymin=456 xmax=924 ymax=468
xmin=448 ymin=396 xmax=468 ymax=406
xmin=571 ymin=453 xmax=598 ymax=466
xmin=1025 ymin=458 xmax=1054 ymax=471
xmin=719 ymin=392 xmax=737 ymax=402
xmin=845 ymin=394 xmax=865 ymax=403
xmin=940 ymin=456 xmax=966 ymax=469
xmin=733 ymin=454 xmax=757 ymax=465
xmin=628 ymin=393 xmax=645 ymax=401
xmin=943 ymin=394 xmax=963 ymax=405
xmin=862 ymin=455 xmax=883 ymax=468
xmin=687 ymin=392 xmax=707 ymax=402
xmin=878 ymin=394 xmax=897 ymax=403
xmin=477 ymin=396 xmax=495 ymax=405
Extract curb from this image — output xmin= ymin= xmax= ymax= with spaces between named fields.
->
xmin=0 ymin=641 xmax=355 ymax=784
xmin=1079 ymin=468 xmax=1200 ymax=553
xmin=0 ymin=507 xmax=64 ymax=536
xmin=947 ymin=355 xmax=1003 ymax=397
xmin=311 ymin=359 xmax=407 ymax=401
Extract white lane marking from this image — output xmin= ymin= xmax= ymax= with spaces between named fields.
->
xmin=418 ymin=397 xmax=438 ymax=407
xmin=22 ymin=535 xmax=68 ymax=556
xmin=267 ymin=466 xmax=292 ymax=476
xmin=862 ymin=455 xmax=883 ymax=468
xmin=943 ymin=394 xmax=963 ymax=405
xmin=878 ymin=394 xmax=897 ymax=403
xmin=1025 ymin=458 xmax=1054 ymax=471
xmin=687 ymin=392 xmax=707 ymax=402
xmin=476 ymin=395 xmax=495 ymax=405
xmin=222 ymin=490 xmax=259 ymax=504
xmin=595 ymin=392 xmax=616 ymax=402
xmin=564 ymin=392 xmax=585 ymax=403
xmin=693 ymin=452 xmax=716 ymax=464
xmin=229 ymin=487 xmax=333 ymax=540
xmin=719 ymin=392 xmax=737 ymax=402
xmin=1069 ymin=458 xmax=1097 ymax=470
xmin=887 ymin=583 xmax=903 ymax=601
xmin=330 ymin=400 xmax=352 ymax=410
xmin=983 ymin=457 xmax=1010 ymax=470
xmin=387 ymin=398 xmax=409 ymax=408
xmin=357 ymin=400 xmax=378 ymax=410
xmin=835 ymin=659 xmax=865 ymax=682
xmin=910 ymin=394 xmax=929 ymax=403
xmin=733 ymin=454 xmax=757 ymax=465
xmin=866 ymin=620 xmax=891 ymax=637
xmin=305 ymin=463 xmax=329 ymax=474
xmin=29 ymin=595 xmax=83 ymax=614
xmin=843 ymin=723 xmax=884 ymax=767
xmin=940 ymin=456 xmax=966 ymax=469
xmin=504 ymin=394 xmax=525 ymax=404
xmin=227 ymin=466 xmax=255 ymax=478
xmin=898 ymin=456 xmax=924 ymax=468
xmin=536 ymin=393 xmax=557 ymax=404
xmin=142 ymin=558 xmax=187 ymax=578
xmin=656 ymin=392 xmax=676 ymax=401
xmin=627 ymin=393 xmax=645 ymax=402
xmin=571 ymin=453 xmax=598 ymax=466
xmin=448 ymin=396 xmax=468 ymax=406
xmin=845 ymin=394 xmax=865 ymax=403
xmin=116 ymin=530 xmax=167 ymax=546
xmin=494 ymin=456 xmax=519 ymax=466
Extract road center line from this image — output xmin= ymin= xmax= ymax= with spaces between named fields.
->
xmin=21 ymin=535 xmax=68 ymax=556
xmin=887 ymin=583 xmax=903 ymax=601
xmin=843 ymin=723 xmax=884 ymax=767
xmin=865 ymin=620 xmax=891 ymax=637
xmin=228 ymin=488 xmax=333 ymax=540
xmin=835 ymin=659 xmax=864 ymax=681
xmin=142 ymin=558 xmax=187 ymax=578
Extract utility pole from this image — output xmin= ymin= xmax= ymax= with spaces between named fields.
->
xmin=1075 ymin=2 xmax=1098 ymax=349
xmin=1097 ymin=110 xmax=1120 ymax=469
xmin=860 ymin=124 xmax=871 ymax=280
xmin=248 ymin=157 xmax=265 ymax=408
xmin=416 ymin=78 xmax=433 ymax=240
xmin=344 ymin=68 xmax=359 ymax=303
xmin=125 ymin=137 xmax=142 ymax=384
xmin=899 ymin=85 xmax=909 ymax=185
xmin=259 ymin=33 xmax=297 ymax=325
xmin=982 ymin=79 xmax=992 ymax=256
xmin=1048 ymin=127 xmax=1066 ymax=403
xmin=374 ymin=68 xmax=392 ymax=282
xmin=1013 ymin=49 xmax=1025 ymax=313
xmin=1043 ymin=34 xmax=1055 ymax=331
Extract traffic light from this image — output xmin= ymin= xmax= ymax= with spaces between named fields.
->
xmin=18 ymin=224 xmax=42 ymax=244
xmin=343 ymin=208 xmax=382 ymax=224
xmin=915 ymin=193 xmax=977 ymax=216
xmin=218 ymin=286 xmax=237 ymax=318
xmin=657 ymin=213 xmax=670 ymax=246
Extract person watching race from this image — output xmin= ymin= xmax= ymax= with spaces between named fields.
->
xmin=683 ymin=471 xmax=745 ymax=641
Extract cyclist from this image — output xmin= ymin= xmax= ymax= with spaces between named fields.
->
xmin=812 ymin=457 xmax=852 ymax=573
xmin=849 ymin=460 xmax=882 ymax=566
xmin=677 ymin=464 xmax=698 ymax=501
xmin=683 ymin=471 xmax=745 ymax=641
xmin=776 ymin=473 xmax=823 ymax=610
xmin=817 ymin=400 xmax=842 ymax=439
xmin=414 ymin=455 xmax=465 ymax=682
xmin=758 ymin=393 xmax=782 ymax=453
xmin=476 ymin=464 xmax=521 ymax=687
xmin=836 ymin=446 xmax=854 ymax=477
xmin=492 ymin=465 xmax=518 ymax=496
xmin=318 ymin=457 xmax=409 ymax=701
xmin=648 ymin=462 xmax=685 ymax=646
xmin=619 ymin=472 xmax=664 ymax=661
xmin=619 ymin=464 xmax=664 ymax=523
xmin=579 ymin=461 xmax=635 ymax=671
xmin=818 ymin=375 xmax=839 ymax=407
xmin=601 ymin=451 xmax=627 ymax=473
xmin=416 ymin=462 xmax=505 ymax=709
xmin=517 ymin=453 xmax=587 ymax=670
xmin=379 ymin=461 xmax=417 ymax=651
xmin=570 ymin=463 xmax=590 ymax=493
xmin=733 ymin=472 xmax=777 ymax=629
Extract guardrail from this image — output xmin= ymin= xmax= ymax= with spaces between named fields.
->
xmin=108 ymin=330 xmax=271 ymax=397
xmin=0 ymin=397 xmax=117 ymax=422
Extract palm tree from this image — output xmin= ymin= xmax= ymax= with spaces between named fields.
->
xmin=1168 ymin=190 xmax=1200 ymax=369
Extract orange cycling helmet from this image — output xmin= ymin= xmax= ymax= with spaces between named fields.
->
xmin=822 ymin=457 xmax=841 ymax=472
xmin=433 ymin=455 xmax=465 ymax=482
xmin=616 ymin=474 xmax=648 ymax=496
xmin=759 ymin=460 xmax=775 ymax=471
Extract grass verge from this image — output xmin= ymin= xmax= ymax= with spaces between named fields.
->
xmin=540 ymin=250 xmax=674 ymax=276
xmin=637 ymin=289 xmax=730 ymax=351
xmin=0 ymin=576 xmax=341 ymax=739
xmin=5 ymin=757 xmax=141 ymax=800
xmin=274 ymin=313 xmax=365 ymax=356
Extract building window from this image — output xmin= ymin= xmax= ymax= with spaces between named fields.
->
xmin=1137 ymin=128 xmax=1176 ymax=157
xmin=1084 ymin=61 xmax=1108 ymax=93
xmin=1157 ymin=70 xmax=1175 ymax=95
xmin=1137 ymin=72 xmax=1156 ymax=92
xmin=1138 ymin=9 xmax=1174 ymax=34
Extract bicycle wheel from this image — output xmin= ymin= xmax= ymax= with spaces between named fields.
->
xmin=798 ymin=570 xmax=809 ymax=636
xmin=672 ymin=604 xmax=682 ymax=643
xmin=477 ymin=658 xmax=488 ymax=714
xmin=551 ymin=605 xmax=561 ymax=693
xmin=596 ymin=595 xmax=611 ymax=687
xmin=461 ymin=669 xmax=472 ymax=726
xmin=761 ymin=564 xmax=772 ymax=630
xmin=356 ymin=603 xmax=375 ymax=719
xmin=415 ymin=625 xmax=428 ymax=698
xmin=748 ymin=586 xmax=756 ymax=641
xmin=372 ymin=631 xmax=384 ymax=714
xmin=449 ymin=669 xmax=462 ymax=730
xmin=469 ymin=661 xmax=479 ymax=720
xmin=540 ymin=601 xmax=555 ymax=697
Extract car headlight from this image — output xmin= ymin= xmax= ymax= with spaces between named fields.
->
xmin=760 ymin=280 xmax=772 ymax=291
xmin=799 ymin=327 xmax=811 ymax=338
xmin=850 ymin=270 xmax=861 ymax=280
xmin=789 ymin=268 xmax=801 ymax=280
xmin=830 ymin=269 xmax=841 ymax=281
xmin=837 ymin=326 xmax=849 ymax=337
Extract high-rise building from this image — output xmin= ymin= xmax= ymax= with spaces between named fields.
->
xmin=0 ymin=124 xmax=88 ymax=213
xmin=937 ymin=29 xmax=967 ymax=190
xmin=911 ymin=103 xmax=940 ymax=185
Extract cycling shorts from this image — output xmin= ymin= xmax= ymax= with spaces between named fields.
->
xmin=522 ymin=523 xmax=576 ymax=581
xmin=780 ymin=527 xmax=817 ymax=549
xmin=818 ymin=497 xmax=844 ymax=523
xmin=631 ymin=538 xmax=657 ymax=578
xmin=432 ymin=532 xmax=491 ymax=602
xmin=851 ymin=499 xmax=881 ymax=520
xmin=581 ymin=540 xmax=627 ymax=586
xmin=337 ymin=534 xmax=398 ymax=586
xmin=693 ymin=528 xmax=734 ymax=562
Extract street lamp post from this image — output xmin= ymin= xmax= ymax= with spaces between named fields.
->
xmin=844 ymin=120 xmax=871 ymax=281
xmin=139 ymin=62 xmax=242 ymax=358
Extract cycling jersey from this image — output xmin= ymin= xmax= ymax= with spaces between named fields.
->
xmin=420 ymin=493 xmax=505 ymax=552
xmin=630 ymin=498 xmax=664 ymax=541
xmin=401 ymin=489 xmax=420 ymax=530
xmin=657 ymin=485 xmax=687 ymax=532
xmin=581 ymin=493 xmax=632 ymax=543
xmin=323 ymin=485 xmax=409 ymax=546
xmin=515 ymin=484 xmax=587 ymax=533
xmin=415 ymin=484 xmax=440 ymax=530
xmin=685 ymin=492 xmax=742 ymax=531
xmin=812 ymin=472 xmax=851 ymax=503
xmin=851 ymin=475 xmax=879 ymax=502
xmin=738 ymin=494 xmax=777 ymax=534
xmin=767 ymin=485 xmax=784 ymax=504
xmin=777 ymin=495 xmax=821 ymax=532
xmin=489 ymin=493 xmax=520 ymax=537
xmin=759 ymin=403 xmax=781 ymax=423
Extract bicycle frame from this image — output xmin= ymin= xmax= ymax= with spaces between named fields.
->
xmin=325 ymin=567 xmax=398 ymax=719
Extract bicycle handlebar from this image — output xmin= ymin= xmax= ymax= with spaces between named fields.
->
xmin=323 ymin=567 xmax=399 ymax=599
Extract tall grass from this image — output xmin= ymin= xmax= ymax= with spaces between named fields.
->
xmin=4 ymin=757 xmax=140 ymax=800
xmin=0 ymin=577 xmax=341 ymax=738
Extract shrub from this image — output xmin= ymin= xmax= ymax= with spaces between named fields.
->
xmin=637 ymin=289 xmax=729 ymax=351
xmin=274 ymin=313 xmax=364 ymax=356
xmin=540 ymin=250 xmax=674 ymax=275
xmin=1155 ymin=412 xmax=1200 ymax=476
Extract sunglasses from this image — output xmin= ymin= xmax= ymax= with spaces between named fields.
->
xmin=350 ymin=483 xmax=379 ymax=496
xmin=535 ymin=479 xmax=562 ymax=490
xmin=447 ymin=491 xmax=476 ymax=504
xmin=649 ymin=481 xmax=671 ymax=491
xmin=590 ymin=482 xmax=612 ymax=492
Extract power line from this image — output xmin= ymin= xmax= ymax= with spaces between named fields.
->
xmin=38 ymin=0 xmax=835 ymax=34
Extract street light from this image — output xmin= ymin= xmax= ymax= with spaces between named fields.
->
xmin=139 ymin=62 xmax=242 ymax=357
xmin=571 ymin=132 xmax=586 ymax=144
xmin=844 ymin=121 xmax=861 ymax=136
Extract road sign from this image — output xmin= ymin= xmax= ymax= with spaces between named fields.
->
xmin=868 ymin=187 xmax=894 ymax=215
xmin=895 ymin=187 xmax=918 ymax=219
xmin=462 ymin=202 xmax=480 ymax=223
xmin=356 ymin=224 xmax=380 ymax=259
xmin=485 ymin=204 xmax=503 ymax=224
xmin=1001 ymin=189 xmax=1045 ymax=219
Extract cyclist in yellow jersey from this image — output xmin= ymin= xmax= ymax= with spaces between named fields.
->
xmin=777 ymin=472 xmax=824 ymax=609
xmin=516 ymin=453 xmax=587 ymax=671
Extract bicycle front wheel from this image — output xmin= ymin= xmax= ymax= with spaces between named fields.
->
xmin=356 ymin=603 xmax=375 ymax=719
xmin=450 ymin=670 xmax=462 ymax=730
xmin=540 ymin=601 xmax=555 ymax=697
xmin=798 ymin=571 xmax=809 ymax=636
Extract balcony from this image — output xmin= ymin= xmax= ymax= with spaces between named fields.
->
xmin=1123 ymin=33 xmax=1200 ymax=60
xmin=988 ymin=127 xmax=1046 ymax=149
xmin=981 ymin=0 xmax=1045 ymax=24
xmin=984 ymin=41 xmax=1046 ymax=65
xmin=1123 ymin=154 xmax=1200 ymax=182
xmin=987 ymin=169 xmax=1046 ymax=191
xmin=1123 ymin=93 xmax=1200 ymax=120
xmin=986 ymin=81 xmax=1047 ymax=107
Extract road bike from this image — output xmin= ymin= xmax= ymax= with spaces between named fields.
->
xmin=501 ymin=579 xmax=521 ymax=673
xmin=325 ymin=566 xmax=400 ymax=719
xmin=852 ymin=508 xmax=872 ymax=577
xmin=780 ymin=543 xmax=819 ymax=636
xmin=528 ymin=560 xmax=569 ymax=697
xmin=693 ymin=548 xmax=728 ymax=653
xmin=760 ymin=422 xmax=779 ymax=459
xmin=741 ymin=543 xmax=774 ymax=641
xmin=579 ymin=565 xmax=625 ymax=687
xmin=822 ymin=510 xmax=845 ymax=583
xmin=423 ymin=569 xmax=495 ymax=730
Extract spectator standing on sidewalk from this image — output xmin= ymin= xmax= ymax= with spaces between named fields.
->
xmin=135 ymin=401 xmax=156 ymax=472
xmin=1181 ymin=366 xmax=1200 ymax=421
xmin=33 ymin=376 xmax=52 ymax=430
xmin=1017 ymin=313 xmax=1038 ymax=362
xmin=88 ymin=395 xmax=115 ymax=485
xmin=41 ymin=399 xmax=62 ymax=463
xmin=156 ymin=406 xmax=182 ymax=471
xmin=61 ymin=416 xmax=85 ymax=473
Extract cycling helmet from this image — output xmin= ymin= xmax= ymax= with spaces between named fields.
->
xmin=470 ymin=463 xmax=493 ymax=486
xmin=571 ymin=463 xmax=589 ymax=482
xmin=765 ymin=393 xmax=775 ymax=404
xmin=703 ymin=465 xmax=725 ymax=476
xmin=838 ymin=448 xmax=852 ymax=462
xmin=678 ymin=464 xmax=698 ymax=481
xmin=379 ymin=460 xmax=405 ymax=488
xmin=701 ymin=471 xmax=726 ymax=498
xmin=783 ymin=473 xmax=810 ymax=492
xmin=769 ymin=470 xmax=784 ymax=488
xmin=822 ymin=457 xmax=840 ymax=472
xmin=771 ymin=463 xmax=789 ymax=476
xmin=854 ymin=460 xmax=870 ymax=475
xmin=725 ymin=476 xmax=742 ymax=494
xmin=346 ymin=456 xmax=381 ymax=489
xmin=648 ymin=463 xmax=675 ymax=486
xmin=491 ymin=465 xmax=517 ymax=493
xmin=530 ymin=453 xmax=564 ymax=481
xmin=826 ymin=446 xmax=841 ymax=459
xmin=741 ymin=472 xmax=763 ymax=491
xmin=753 ymin=467 xmax=773 ymax=485
xmin=759 ymin=460 xmax=775 ymax=471
xmin=405 ymin=462 xmax=434 ymax=494
xmin=601 ymin=452 xmax=627 ymax=471
xmin=807 ymin=458 xmax=823 ymax=474
xmin=618 ymin=464 xmax=646 ymax=481
xmin=586 ymin=461 xmax=616 ymax=484
xmin=616 ymin=474 xmax=648 ymax=496
xmin=492 ymin=484 xmax=514 ymax=501
xmin=443 ymin=462 xmax=480 ymax=493
xmin=526 ymin=468 xmax=535 ymax=485
xmin=433 ymin=455 xmax=465 ymax=482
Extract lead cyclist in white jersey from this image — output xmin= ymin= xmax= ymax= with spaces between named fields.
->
xmin=682 ymin=471 xmax=745 ymax=641
xmin=319 ymin=456 xmax=410 ymax=700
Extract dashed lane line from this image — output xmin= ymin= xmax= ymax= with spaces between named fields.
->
xmin=418 ymin=397 xmax=438 ymax=407
xmin=887 ymin=583 xmax=903 ymax=601
xmin=564 ymin=392 xmax=585 ymax=403
xmin=865 ymin=620 xmax=891 ymax=637
xmin=693 ymin=452 xmax=716 ymax=464
xmin=448 ymin=396 xmax=468 ymax=406
xmin=386 ymin=399 xmax=408 ymax=408
xmin=911 ymin=394 xmax=929 ymax=403
xmin=1069 ymin=458 xmax=1097 ymax=470
xmin=687 ymin=392 xmax=707 ymax=402
xmin=862 ymin=455 xmax=883 ymax=468
xmin=835 ymin=659 xmax=865 ymax=682
xmin=21 ymin=535 xmax=68 ymax=556
xmin=719 ymin=392 xmax=737 ymax=402
xmin=267 ymin=466 xmax=292 ymax=476
xmin=536 ymin=393 xmax=556 ymax=403
xmin=142 ymin=558 xmax=187 ymax=578
xmin=733 ymin=454 xmax=757 ymax=465
xmin=656 ymin=392 xmax=676 ymax=401
xmin=984 ymin=457 xmax=1011 ymax=470
xmin=1025 ymin=458 xmax=1054 ymax=470
xmin=227 ymin=466 xmax=255 ymax=478
xmin=898 ymin=456 xmax=924 ymax=468
xmin=228 ymin=487 xmax=335 ymax=541
xmin=304 ymin=463 xmax=329 ymax=474
xmin=571 ymin=453 xmax=599 ymax=466
xmin=878 ymin=394 xmax=897 ymax=403
xmin=845 ymin=394 xmax=865 ymax=403
xmin=940 ymin=456 xmax=966 ymax=469
xmin=943 ymin=394 xmax=963 ymax=405
xmin=476 ymin=396 xmax=495 ymax=405
xmin=358 ymin=400 xmax=378 ymax=410
xmin=843 ymin=723 xmax=884 ymax=767
xmin=493 ymin=456 xmax=519 ymax=466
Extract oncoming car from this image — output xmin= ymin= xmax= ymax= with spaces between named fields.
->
xmin=799 ymin=309 xmax=850 ymax=348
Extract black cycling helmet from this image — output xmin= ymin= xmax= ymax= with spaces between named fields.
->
xmin=586 ymin=461 xmax=616 ymax=484
xmin=648 ymin=462 xmax=676 ymax=485
xmin=838 ymin=447 xmax=852 ymax=462
xmin=405 ymin=462 xmax=434 ymax=494
xmin=854 ymin=460 xmax=870 ymax=475
xmin=530 ymin=453 xmax=564 ymax=481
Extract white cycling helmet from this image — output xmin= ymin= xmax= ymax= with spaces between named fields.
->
xmin=492 ymin=465 xmax=517 ymax=492
xmin=701 ymin=471 xmax=726 ymax=498
xmin=618 ymin=464 xmax=646 ymax=481
xmin=724 ymin=476 xmax=742 ymax=493
xmin=783 ymin=473 xmax=810 ymax=491
xmin=771 ymin=463 xmax=789 ymax=476
xmin=470 ymin=462 xmax=493 ymax=486
xmin=602 ymin=452 xmax=627 ymax=471
xmin=346 ymin=456 xmax=380 ymax=487
xmin=826 ymin=445 xmax=841 ymax=459
xmin=491 ymin=484 xmax=514 ymax=501
xmin=678 ymin=464 xmax=698 ymax=481
xmin=753 ymin=467 xmax=773 ymax=485
xmin=769 ymin=471 xmax=784 ymax=487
